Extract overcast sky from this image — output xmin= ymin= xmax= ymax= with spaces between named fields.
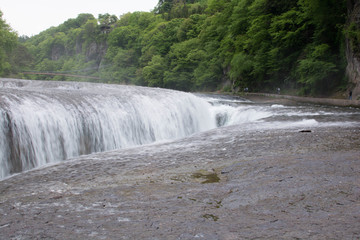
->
xmin=1 ymin=0 xmax=159 ymax=36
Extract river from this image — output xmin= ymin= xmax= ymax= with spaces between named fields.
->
xmin=0 ymin=78 xmax=359 ymax=179
xmin=1 ymin=78 xmax=360 ymax=239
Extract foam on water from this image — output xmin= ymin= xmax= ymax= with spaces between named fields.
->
xmin=1 ymin=79 xmax=359 ymax=179
xmin=0 ymin=79 xmax=216 ymax=178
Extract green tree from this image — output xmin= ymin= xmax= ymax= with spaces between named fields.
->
xmin=296 ymin=44 xmax=338 ymax=95
xmin=98 ymin=14 xmax=118 ymax=34
xmin=14 ymin=0 xmax=350 ymax=95
xmin=0 ymin=10 xmax=17 ymax=76
xmin=142 ymin=55 xmax=166 ymax=87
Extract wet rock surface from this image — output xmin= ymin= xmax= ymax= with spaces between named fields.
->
xmin=0 ymin=124 xmax=359 ymax=239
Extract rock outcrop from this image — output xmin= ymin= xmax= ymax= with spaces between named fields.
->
xmin=346 ymin=0 xmax=360 ymax=99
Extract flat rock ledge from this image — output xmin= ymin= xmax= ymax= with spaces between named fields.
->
xmin=0 ymin=125 xmax=359 ymax=239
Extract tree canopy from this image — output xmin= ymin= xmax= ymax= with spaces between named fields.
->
xmin=2 ymin=0 xmax=354 ymax=96
xmin=0 ymin=10 xmax=17 ymax=76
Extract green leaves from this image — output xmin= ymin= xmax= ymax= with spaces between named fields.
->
xmin=297 ymin=58 xmax=337 ymax=95
xmin=108 ymin=25 xmax=140 ymax=49
xmin=10 ymin=0 xmax=349 ymax=95
xmin=0 ymin=10 xmax=17 ymax=76
xmin=142 ymin=55 xmax=166 ymax=87
xmin=296 ymin=44 xmax=339 ymax=95
xmin=345 ymin=22 xmax=360 ymax=54
xmin=229 ymin=52 xmax=255 ymax=90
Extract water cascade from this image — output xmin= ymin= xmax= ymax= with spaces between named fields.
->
xmin=0 ymin=79 xmax=217 ymax=179
xmin=2 ymin=79 xmax=356 ymax=180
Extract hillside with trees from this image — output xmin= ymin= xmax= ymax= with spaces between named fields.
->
xmin=0 ymin=11 xmax=17 ymax=76
xmin=1 ymin=0 xmax=359 ymax=97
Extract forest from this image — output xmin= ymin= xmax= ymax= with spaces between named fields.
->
xmin=0 ymin=0 xmax=358 ymax=96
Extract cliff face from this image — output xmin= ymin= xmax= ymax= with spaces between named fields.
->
xmin=50 ymin=39 xmax=107 ymax=65
xmin=346 ymin=0 xmax=360 ymax=99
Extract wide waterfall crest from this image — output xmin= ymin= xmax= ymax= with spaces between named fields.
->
xmin=0 ymin=79 xmax=216 ymax=179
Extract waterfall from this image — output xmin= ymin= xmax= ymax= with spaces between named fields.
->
xmin=2 ymin=79 xmax=356 ymax=179
xmin=0 ymin=79 xmax=216 ymax=179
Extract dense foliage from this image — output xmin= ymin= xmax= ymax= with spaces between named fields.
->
xmin=0 ymin=11 xmax=17 ymax=76
xmin=1 ymin=0 xmax=354 ymax=95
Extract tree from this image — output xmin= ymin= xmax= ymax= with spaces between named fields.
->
xmin=98 ymin=14 xmax=118 ymax=34
xmin=296 ymin=44 xmax=338 ymax=95
xmin=142 ymin=55 xmax=166 ymax=87
xmin=0 ymin=10 xmax=17 ymax=76
xmin=14 ymin=0 xmax=350 ymax=95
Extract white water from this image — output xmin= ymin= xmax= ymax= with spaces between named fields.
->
xmin=1 ymin=79 xmax=359 ymax=179
xmin=0 ymin=79 xmax=217 ymax=178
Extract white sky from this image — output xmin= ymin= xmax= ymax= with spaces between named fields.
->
xmin=1 ymin=0 xmax=159 ymax=36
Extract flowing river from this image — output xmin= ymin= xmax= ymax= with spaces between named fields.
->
xmin=0 ymin=78 xmax=359 ymax=180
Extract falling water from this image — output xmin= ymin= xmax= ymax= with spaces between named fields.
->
xmin=0 ymin=79 xmax=217 ymax=178
xmin=1 ymin=79 xmax=359 ymax=179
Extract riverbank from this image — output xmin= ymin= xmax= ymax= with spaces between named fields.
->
xmin=243 ymin=92 xmax=360 ymax=108
xmin=0 ymin=123 xmax=359 ymax=239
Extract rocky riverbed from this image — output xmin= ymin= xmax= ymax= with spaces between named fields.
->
xmin=0 ymin=99 xmax=359 ymax=239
